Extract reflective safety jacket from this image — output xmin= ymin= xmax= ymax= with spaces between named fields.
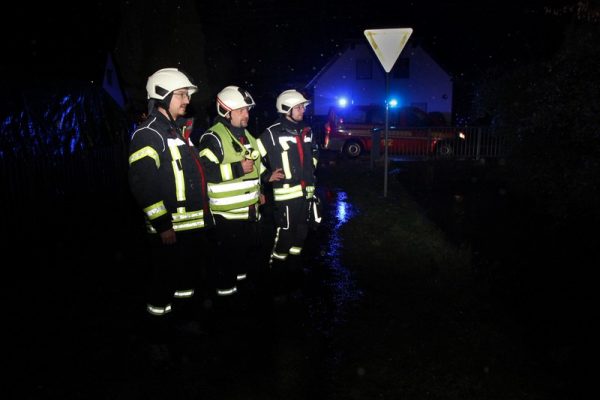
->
xmin=128 ymin=110 xmax=212 ymax=234
xmin=198 ymin=119 xmax=266 ymax=220
xmin=257 ymin=116 xmax=318 ymax=202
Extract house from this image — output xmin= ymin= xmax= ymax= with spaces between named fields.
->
xmin=305 ymin=40 xmax=453 ymax=123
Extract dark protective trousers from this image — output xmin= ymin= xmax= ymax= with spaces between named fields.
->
xmin=146 ymin=229 xmax=210 ymax=314
xmin=211 ymin=215 xmax=261 ymax=296
xmin=269 ymin=197 xmax=310 ymax=292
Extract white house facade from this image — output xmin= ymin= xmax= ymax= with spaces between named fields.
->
xmin=306 ymin=41 xmax=453 ymax=122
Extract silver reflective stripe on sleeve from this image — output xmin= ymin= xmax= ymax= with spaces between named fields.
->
xmin=147 ymin=303 xmax=172 ymax=316
xmin=144 ymin=201 xmax=167 ymax=220
xmin=236 ymin=273 xmax=247 ymax=281
xmin=173 ymin=289 xmax=194 ymax=298
xmin=217 ymin=287 xmax=238 ymax=296
xmin=272 ymin=252 xmax=288 ymax=260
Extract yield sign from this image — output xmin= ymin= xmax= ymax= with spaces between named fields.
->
xmin=364 ymin=28 xmax=413 ymax=72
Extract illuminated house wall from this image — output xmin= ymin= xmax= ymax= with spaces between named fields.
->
xmin=306 ymin=41 xmax=452 ymax=121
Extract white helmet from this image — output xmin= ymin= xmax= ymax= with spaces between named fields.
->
xmin=216 ymin=86 xmax=255 ymax=117
xmin=146 ymin=68 xmax=197 ymax=100
xmin=276 ymin=89 xmax=310 ymax=114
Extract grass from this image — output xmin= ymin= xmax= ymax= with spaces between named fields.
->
xmin=319 ymin=157 xmax=472 ymax=287
xmin=314 ymin=155 xmax=563 ymax=400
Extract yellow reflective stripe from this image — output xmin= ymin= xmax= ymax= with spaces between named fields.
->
xmin=274 ymin=191 xmax=304 ymax=201
xmin=213 ymin=211 xmax=249 ymax=220
xmin=273 ymin=185 xmax=303 ymax=195
xmin=200 ymin=148 xmax=220 ymax=163
xmin=168 ymin=145 xmax=185 ymax=201
xmin=257 ymin=139 xmax=267 ymax=157
xmin=289 ymin=246 xmax=302 ymax=255
xmin=147 ymin=218 xmax=204 ymax=233
xmin=208 ymin=179 xmax=259 ymax=194
xmin=278 ymin=137 xmax=291 ymax=151
xmin=306 ymin=185 xmax=315 ymax=199
xmin=213 ymin=205 xmax=260 ymax=220
xmin=173 ymin=219 xmax=205 ymax=231
xmin=206 ymin=178 xmax=261 ymax=211
xmin=210 ymin=192 xmax=259 ymax=207
xmin=143 ymin=201 xmax=167 ymax=220
xmin=172 ymin=209 xmax=204 ymax=221
xmin=282 ymin=151 xmax=292 ymax=179
xmin=129 ymin=146 xmax=160 ymax=168
xmin=217 ymin=206 xmax=249 ymax=214
xmin=220 ymin=163 xmax=234 ymax=181
xmin=313 ymin=156 xmax=318 ymax=168
xmin=274 ymin=184 xmax=303 ymax=194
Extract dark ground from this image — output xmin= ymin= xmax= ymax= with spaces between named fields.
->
xmin=5 ymin=151 xmax=590 ymax=399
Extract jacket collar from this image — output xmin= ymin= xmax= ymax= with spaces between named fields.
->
xmin=277 ymin=114 xmax=307 ymax=132
xmin=215 ymin=116 xmax=247 ymax=138
xmin=149 ymin=109 xmax=182 ymax=136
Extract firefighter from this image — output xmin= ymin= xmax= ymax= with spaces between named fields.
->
xmin=128 ymin=68 xmax=213 ymax=348
xmin=198 ymin=86 xmax=284 ymax=308
xmin=257 ymin=89 xmax=322 ymax=297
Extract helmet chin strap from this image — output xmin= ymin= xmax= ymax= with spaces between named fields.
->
xmin=147 ymin=99 xmax=156 ymax=115
xmin=165 ymin=109 xmax=178 ymax=127
xmin=155 ymin=93 xmax=179 ymax=130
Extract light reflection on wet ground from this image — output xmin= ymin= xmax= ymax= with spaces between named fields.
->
xmin=305 ymin=188 xmax=362 ymax=334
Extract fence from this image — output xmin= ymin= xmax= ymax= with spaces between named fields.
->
xmin=1 ymin=144 xmax=132 ymax=237
xmin=368 ymin=127 xmax=508 ymax=160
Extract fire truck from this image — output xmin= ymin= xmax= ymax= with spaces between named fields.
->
xmin=322 ymin=105 xmax=464 ymax=158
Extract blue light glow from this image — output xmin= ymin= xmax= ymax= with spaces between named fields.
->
xmin=318 ymin=189 xmax=361 ymax=319
xmin=338 ymin=97 xmax=348 ymax=107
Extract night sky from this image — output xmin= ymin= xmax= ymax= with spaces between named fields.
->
xmin=3 ymin=1 xmax=570 ymax=100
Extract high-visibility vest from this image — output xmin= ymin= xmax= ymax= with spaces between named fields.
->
xmin=205 ymin=123 xmax=261 ymax=215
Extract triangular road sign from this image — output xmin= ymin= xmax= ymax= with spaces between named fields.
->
xmin=364 ymin=28 xmax=413 ymax=72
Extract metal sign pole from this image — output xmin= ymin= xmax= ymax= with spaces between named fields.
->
xmin=363 ymin=28 xmax=413 ymax=197
xmin=384 ymin=72 xmax=389 ymax=197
